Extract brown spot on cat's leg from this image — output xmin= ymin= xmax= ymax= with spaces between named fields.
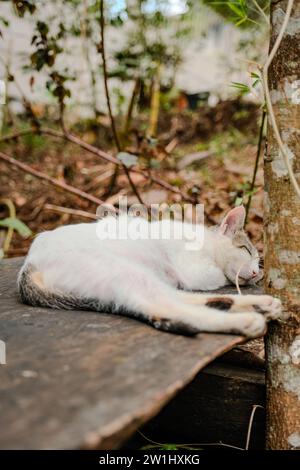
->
xmin=205 ymin=297 xmax=234 ymax=311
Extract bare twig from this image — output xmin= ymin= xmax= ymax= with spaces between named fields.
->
xmin=245 ymin=404 xmax=264 ymax=450
xmin=0 ymin=150 xmax=106 ymax=207
xmin=99 ymin=0 xmax=144 ymax=205
xmin=148 ymin=63 xmax=162 ymax=137
xmin=0 ymin=127 xmax=195 ymax=203
xmin=44 ymin=204 xmax=98 ymax=220
xmin=123 ymin=77 xmax=141 ymax=136
xmin=99 ymin=0 xmax=121 ymax=152
xmin=245 ymin=109 xmax=266 ymax=224
xmin=252 ymin=0 xmax=269 ymax=24
xmin=262 ymin=0 xmax=300 ymax=199
xmin=82 ymin=0 xmax=99 ymax=119
xmin=0 ymin=127 xmax=199 ymax=204
xmin=165 ymin=137 xmax=179 ymax=154
xmin=137 ymin=430 xmax=244 ymax=451
xmin=235 ymin=264 xmax=243 ymax=295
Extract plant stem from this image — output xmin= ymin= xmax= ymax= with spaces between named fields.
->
xmin=44 ymin=204 xmax=98 ymax=220
xmin=99 ymin=0 xmax=121 ymax=152
xmin=245 ymin=109 xmax=266 ymax=224
xmin=123 ymin=77 xmax=141 ymax=136
xmin=0 ymin=198 xmax=16 ymax=253
xmin=148 ymin=63 xmax=162 ymax=137
xmin=99 ymin=0 xmax=144 ymax=204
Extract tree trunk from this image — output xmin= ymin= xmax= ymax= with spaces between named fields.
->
xmin=264 ymin=0 xmax=300 ymax=450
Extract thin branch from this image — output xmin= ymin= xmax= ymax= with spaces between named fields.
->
xmin=148 ymin=63 xmax=162 ymax=137
xmin=245 ymin=109 xmax=266 ymax=224
xmin=44 ymin=203 xmax=98 ymax=220
xmin=99 ymin=0 xmax=121 ymax=152
xmin=137 ymin=430 xmax=244 ymax=451
xmin=245 ymin=405 xmax=264 ymax=450
xmin=252 ymin=0 xmax=269 ymax=24
xmin=82 ymin=0 xmax=99 ymax=119
xmin=0 ymin=127 xmax=195 ymax=203
xmin=99 ymin=0 xmax=144 ymax=205
xmin=0 ymin=150 xmax=106 ymax=207
xmin=262 ymin=0 xmax=300 ymax=199
xmin=123 ymin=77 xmax=140 ymax=136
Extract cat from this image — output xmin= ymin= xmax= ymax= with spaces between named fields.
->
xmin=18 ymin=205 xmax=282 ymax=338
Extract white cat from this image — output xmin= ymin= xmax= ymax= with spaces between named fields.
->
xmin=18 ymin=205 xmax=282 ymax=338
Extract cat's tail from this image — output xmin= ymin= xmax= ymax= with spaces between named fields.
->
xmin=18 ymin=263 xmax=199 ymax=336
xmin=18 ymin=263 xmax=84 ymax=310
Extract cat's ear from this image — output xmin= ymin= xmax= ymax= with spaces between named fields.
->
xmin=219 ymin=206 xmax=245 ymax=237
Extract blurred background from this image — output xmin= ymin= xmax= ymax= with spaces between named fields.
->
xmin=0 ymin=0 xmax=269 ymax=258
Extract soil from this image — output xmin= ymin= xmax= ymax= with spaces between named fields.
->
xmin=0 ymin=99 xmax=264 ymax=257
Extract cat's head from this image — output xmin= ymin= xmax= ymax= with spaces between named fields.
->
xmin=216 ymin=206 xmax=261 ymax=285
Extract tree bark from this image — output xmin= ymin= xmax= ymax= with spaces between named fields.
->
xmin=264 ymin=0 xmax=300 ymax=450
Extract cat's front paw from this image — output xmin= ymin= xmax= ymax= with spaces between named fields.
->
xmin=237 ymin=313 xmax=267 ymax=339
xmin=253 ymin=295 xmax=283 ymax=321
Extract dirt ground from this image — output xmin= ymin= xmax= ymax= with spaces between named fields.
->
xmin=0 ymin=99 xmax=264 ymax=257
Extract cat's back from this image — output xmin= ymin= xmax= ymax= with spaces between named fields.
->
xmin=25 ymin=222 xmax=99 ymax=265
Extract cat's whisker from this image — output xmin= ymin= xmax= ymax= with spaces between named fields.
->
xmin=235 ymin=261 xmax=248 ymax=296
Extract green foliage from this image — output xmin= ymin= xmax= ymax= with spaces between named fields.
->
xmin=230 ymin=72 xmax=262 ymax=97
xmin=30 ymin=21 xmax=64 ymax=70
xmin=12 ymin=0 xmax=36 ymax=17
xmin=0 ymin=217 xmax=32 ymax=238
xmin=141 ymin=443 xmax=179 ymax=450
xmin=204 ymin=0 xmax=269 ymax=27
xmin=46 ymin=72 xmax=71 ymax=104
xmin=109 ymin=0 xmax=191 ymax=89
xmin=230 ymin=81 xmax=251 ymax=95
xmin=0 ymin=199 xmax=32 ymax=258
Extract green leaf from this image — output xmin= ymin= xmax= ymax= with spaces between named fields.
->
xmin=235 ymin=196 xmax=244 ymax=206
xmin=230 ymin=81 xmax=250 ymax=95
xmin=117 ymin=152 xmax=138 ymax=168
xmin=227 ymin=3 xmax=243 ymax=17
xmin=159 ymin=444 xmax=178 ymax=450
xmin=0 ymin=218 xmax=32 ymax=238
xmin=235 ymin=16 xmax=247 ymax=26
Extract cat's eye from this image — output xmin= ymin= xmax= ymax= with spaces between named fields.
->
xmin=241 ymin=245 xmax=251 ymax=255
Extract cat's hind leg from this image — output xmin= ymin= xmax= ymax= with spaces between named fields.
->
xmin=177 ymin=291 xmax=282 ymax=320
xmin=105 ymin=269 xmax=267 ymax=338
xmin=130 ymin=294 xmax=267 ymax=338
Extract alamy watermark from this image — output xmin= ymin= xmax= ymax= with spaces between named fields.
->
xmin=95 ymin=197 xmax=205 ymax=251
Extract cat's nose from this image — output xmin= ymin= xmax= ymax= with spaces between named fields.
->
xmin=251 ymin=270 xmax=258 ymax=278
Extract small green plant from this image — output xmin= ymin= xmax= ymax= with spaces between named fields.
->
xmin=141 ymin=443 xmax=179 ymax=450
xmin=0 ymin=199 xmax=32 ymax=259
